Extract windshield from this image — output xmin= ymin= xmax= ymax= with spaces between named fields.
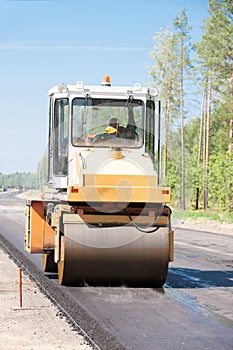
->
xmin=71 ymin=98 xmax=144 ymax=147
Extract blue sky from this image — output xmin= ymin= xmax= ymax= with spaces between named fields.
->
xmin=0 ymin=0 xmax=208 ymax=174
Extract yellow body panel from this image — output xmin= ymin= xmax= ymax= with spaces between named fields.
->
xmin=68 ymin=185 xmax=170 ymax=203
xmin=83 ymin=174 xmax=157 ymax=187
xmin=68 ymin=173 xmax=170 ymax=202
xmin=25 ymin=201 xmax=55 ymax=253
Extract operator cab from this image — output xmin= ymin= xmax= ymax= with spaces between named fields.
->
xmin=47 ymin=77 xmax=160 ymax=190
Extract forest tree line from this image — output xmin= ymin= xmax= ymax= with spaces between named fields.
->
xmin=0 ymin=171 xmax=39 ymax=190
xmin=148 ymin=0 xmax=233 ymax=213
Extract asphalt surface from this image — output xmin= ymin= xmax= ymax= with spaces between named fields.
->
xmin=0 ymin=191 xmax=233 ymax=350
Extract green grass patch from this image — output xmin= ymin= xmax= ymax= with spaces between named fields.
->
xmin=224 ymin=212 xmax=233 ymax=224
xmin=172 ymin=209 xmax=227 ymax=222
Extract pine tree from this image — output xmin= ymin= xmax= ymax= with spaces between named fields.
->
xmin=173 ymin=8 xmax=192 ymax=210
xmin=196 ymin=0 xmax=233 ymax=212
xmin=148 ymin=28 xmax=180 ymax=180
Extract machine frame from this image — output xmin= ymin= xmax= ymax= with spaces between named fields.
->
xmin=25 ymin=77 xmax=174 ymax=286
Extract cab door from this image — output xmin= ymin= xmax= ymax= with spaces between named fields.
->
xmin=145 ymin=99 xmax=162 ymax=184
xmin=49 ymin=97 xmax=69 ymax=189
xmin=145 ymin=100 xmax=155 ymax=160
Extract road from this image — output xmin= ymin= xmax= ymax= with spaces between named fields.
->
xmin=0 ymin=191 xmax=233 ymax=350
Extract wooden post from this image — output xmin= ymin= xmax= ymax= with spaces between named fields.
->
xmin=18 ymin=268 xmax=23 ymax=308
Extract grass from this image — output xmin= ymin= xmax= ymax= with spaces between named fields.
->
xmin=172 ymin=209 xmax=233 ymax=224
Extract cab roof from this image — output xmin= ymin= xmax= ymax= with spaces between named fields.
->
xmin=48 ymin=81 xmax=158 ymax=99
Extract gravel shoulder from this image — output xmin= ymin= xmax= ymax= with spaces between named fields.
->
xmin=173 ymin=217 xmax=233 ymax=236
xmin=0 ymin=247 xmax=92 ymax=350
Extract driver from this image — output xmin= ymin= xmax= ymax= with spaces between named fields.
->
xmin=104 ymin=110 xmax=137 ymax=139
xmin=104 ymin=117 xmax=119 ymax=135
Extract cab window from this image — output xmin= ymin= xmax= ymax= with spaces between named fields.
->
xmin=53 ymin=98 xmax=69 ymax=176
xmin=71 ymin=98 xmax=144 ymax=148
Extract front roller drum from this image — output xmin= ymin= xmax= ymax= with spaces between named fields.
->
xmin=58 ymin=224 xmax=170 ymax=287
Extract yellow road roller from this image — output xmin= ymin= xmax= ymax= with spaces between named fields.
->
xmin=25 ymin=76 xmax=174 ymax=286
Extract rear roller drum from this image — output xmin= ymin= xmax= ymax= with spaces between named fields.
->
xmin=42 ymin=251 xmax=58 ymax=273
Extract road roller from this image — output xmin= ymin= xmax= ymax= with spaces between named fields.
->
xmin=24 ymin=76 xmax=174 ymax=286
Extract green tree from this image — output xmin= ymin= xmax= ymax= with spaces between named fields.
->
xmin=148 ymin=28 xmax=180 ymax=180
xmin=196 ymin=0 xmax=233 ymax=212
xmin=196 ymin=0 xmax=233 ymax=149
xmin=173 ymin=8 xmax=192 ymax=209
xmin=148 ymin=8 xmax=193 ymax=209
